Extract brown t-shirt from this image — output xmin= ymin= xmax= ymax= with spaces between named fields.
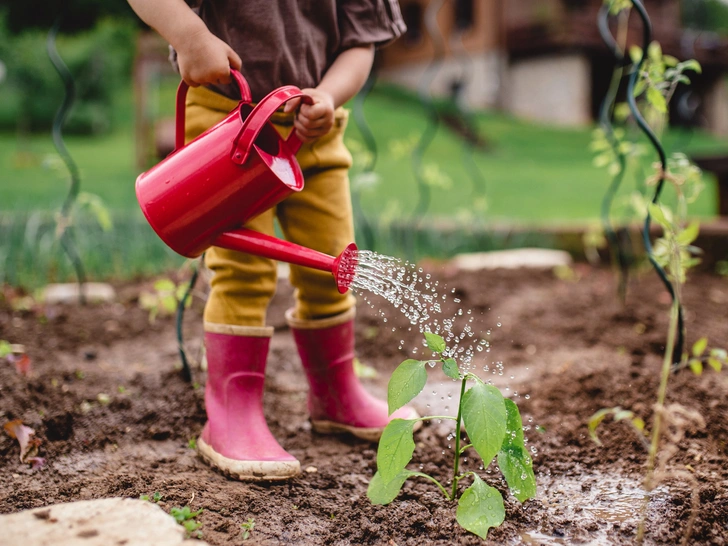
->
xmin=183 ymin=0 xmax=405 ymax=101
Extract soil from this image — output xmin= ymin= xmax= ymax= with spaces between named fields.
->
xmin=1 ymin=263 xmax=727 ymax=545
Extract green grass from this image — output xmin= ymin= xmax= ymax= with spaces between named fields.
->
xmin=347 ymin=86 xmax=728 ymax=224
xmin=2 ymin=80 xmax=727 ymax=288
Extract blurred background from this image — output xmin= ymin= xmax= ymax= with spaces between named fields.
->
xmin=2 ymin=0 xmax=728 ymax=290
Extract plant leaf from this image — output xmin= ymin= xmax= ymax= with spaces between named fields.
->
xmin=689 ymin=358 xmax=703 ymax=375
xmin=367 ymin=470 xmax=413 ymax=505
xmin=456 ymin=475 xmax=505 ymax=539
xmin=707 ymin=357 xmax=722 ymax=372
xmin=424 ymin=332 xmax=446 ymax=353
xmin=442 ymin=358 xmax=460 ymax=379
xmin=497 ymin=399 xmax=536 ymax=502
xmin=376 ymin=419 xmax=416 ymax=483
xmin=387 ymin=359 xmax=427 ymax=415
xmin=588 ymin=407 xmax=614 ymax=445
xmin=646 ymin=87 xmax=667 ymax=113
xmin=462 ymin=382 xmax=507 ymax=468
xmin=647 ymin=203 xmax=670 ymax=228
xmin=692 ymin=337 xmax=708 ymax=358
xmin=498 ymin=446 xmax=536 ymax=503
xmin=677 ymin=222 xmax=700 ymax=246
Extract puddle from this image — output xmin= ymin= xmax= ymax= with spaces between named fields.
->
xmin=516 ymin=468 xmax=670 ymax=545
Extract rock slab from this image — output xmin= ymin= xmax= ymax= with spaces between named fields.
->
xmin=0 ymin=497 xmax=208 ymax=546
xmin=452 ymin=248 xmax=573 ymax=271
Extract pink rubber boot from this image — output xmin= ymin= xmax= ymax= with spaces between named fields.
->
xmin=286 ymin=308 xmax=420 ymax=442
xmin=197 ymin=323 xmax=300 ymax=481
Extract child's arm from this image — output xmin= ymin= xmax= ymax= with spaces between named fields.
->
xmin=286 ymin=45 xmax=375 ymax=142
xmin=127 ymin=0 xmax=241 ymax=87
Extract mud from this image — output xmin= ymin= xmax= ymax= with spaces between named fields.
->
xmin=1 ymin=264 xmax=727 ymax=545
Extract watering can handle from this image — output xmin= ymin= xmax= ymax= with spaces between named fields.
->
xmin=230 ymin=86 xmax=314 ymax=166
xmin=174 ymin=70 xmax=253 ymax=151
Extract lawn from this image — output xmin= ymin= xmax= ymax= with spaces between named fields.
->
xmin=2 ymin=80 xmax=727 ymax=288
xmin=3 ymin=81 xmax=727 ymax=221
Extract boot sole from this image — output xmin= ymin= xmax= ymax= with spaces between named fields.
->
xmin=311 ymin=410 xmax=423 ymax=442
xmin=197 ymin=437 xmax=301 ymax=482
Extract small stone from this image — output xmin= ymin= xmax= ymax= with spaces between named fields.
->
xmin=305 ymin=466 xmax=318 ymax=473
xmin=43 ymin=283 xmax=117 ymax=305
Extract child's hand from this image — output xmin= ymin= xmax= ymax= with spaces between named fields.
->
xmin=285 ymin=88 xmax=335 ymax=143
xmin=175 ymin=29 xmax=242 ymax=88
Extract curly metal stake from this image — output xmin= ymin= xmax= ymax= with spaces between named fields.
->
xmin=597 ymin=4 xmax=632 ymax=302
xmin=626 ymin=0 xmax=684 ymax=364
xmin=47 ymin=18 xmax=87 ymax=304
xmin=176 ymin=259 xmax=201 ymax=383
xmin=628 ymin=2 xmax=690 ymax=544
xmin=351 ymin=68 xmax=379 ymax=251
xmin=407 ymin=0 xmax=446 ymax=258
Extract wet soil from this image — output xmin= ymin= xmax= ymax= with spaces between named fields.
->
xmin=1 ymin=263 xmax=727 ymax=545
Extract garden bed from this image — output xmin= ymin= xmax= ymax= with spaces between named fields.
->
xmin=1 ymin=263 xmax=726 ymax=545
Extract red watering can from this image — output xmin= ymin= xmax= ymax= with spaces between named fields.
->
xmin=135 ymin=70 xmax=357 ymax=294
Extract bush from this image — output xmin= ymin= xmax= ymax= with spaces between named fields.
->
xmin=0 ymin=16 xmax=137 ymax=134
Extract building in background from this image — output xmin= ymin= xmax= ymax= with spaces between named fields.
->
xmin=378 ymin=0 xmax=728 ymax=134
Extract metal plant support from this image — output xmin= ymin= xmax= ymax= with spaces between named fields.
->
xmin=626 ymin=0 xmax=685 ymax=363
xmin=47 ymin=18 xmax=87 ymax=304
xmin=597 ymin=4 xmax=633 ymax=302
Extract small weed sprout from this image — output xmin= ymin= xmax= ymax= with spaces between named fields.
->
xmin=240 ymin=517 xmax=255 ymax=540
xmin=170 ymin=505 xmax=203 ymax=539
xmin=140 ymin=491 xmax=162 ymax=503
xmin=188 ymin=438 xmax=198 ymax=450
xmin=139 ymin=278 xmax=191 ymax=323
xmin=367 ymin=332 xmax=536 ymax=540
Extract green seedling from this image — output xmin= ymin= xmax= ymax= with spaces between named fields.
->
xmin=170 ymin=506 xmax=203 ymax=539
xmin=139 ymin=278 xmax=191 ymax=323
xmin=188 ymin=438 xmax=198 ymax=450
xmin=140 ymin=491 xmax=162 ymax=503
xmin=0 ymin=340 xmax=12 ymax=359
xmin=240 ymin=517 xmax=255 ymax=540
xmin=367 ymin=332 xmax=536 ymax=540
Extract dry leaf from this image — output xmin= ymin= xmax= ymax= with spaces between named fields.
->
xmin=3 ymin=419 xmax=44 ymax=466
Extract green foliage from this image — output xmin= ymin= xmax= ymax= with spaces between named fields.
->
xmin=588 ymin=407 xmax=646 ymax=447
xmin=628 ymin=41 xmax=701 ymax=131
xmin=368 ymin=332 xmax=536 ymax=540
xmin=376 ymin=419 xmax=417 ymax=483
xmin=456 ymin=475 xmax=506 ymax=540
xmin=497 ymin=399 xmax=537 ymax=502
xmin=0 ymin=17 xmax=138 ymax=134
xmin=685 ymin=337 xmax=728 ymax=375
xmin=139 ymin=278 xmax=191 ymax=323
xmin=140 ymin=491 xmax=162 ymax=503
xmin=605 ymin=0 xmax=633 ymax=15
xmin=387 ymin=359 xmax=427 ymax=415
xmin=368 ymin=470 xmax=414 ymax=505
xmin=0 ymin=340 xmax=11 ymax=359
xmin=462 ymin=382 xmax=507 ymax=468
xmin=240 ymin=518 xmax=255 ymax=540
xmin=682 ymin=0 xmax=728 ymax=35
xmin=170 ymin=506 xmax=203 ymax=539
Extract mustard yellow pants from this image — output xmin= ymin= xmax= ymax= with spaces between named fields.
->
xmin=184 ymin=86 xmax=356 ymax=326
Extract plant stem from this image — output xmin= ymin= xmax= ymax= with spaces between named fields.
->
xmin=409 ymin=472 xmax=452 ymax=500
xmin=451 ymin=376 xmax=468 ymax=500
xmin=637 ymin=297 xmax=679 ymax=543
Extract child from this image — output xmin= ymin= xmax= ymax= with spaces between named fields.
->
xmin=127 ymin=0 xmax=418 ymax=481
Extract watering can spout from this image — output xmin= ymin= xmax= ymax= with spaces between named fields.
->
xmin=214 ymin=229 xmax=358 ymax=294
